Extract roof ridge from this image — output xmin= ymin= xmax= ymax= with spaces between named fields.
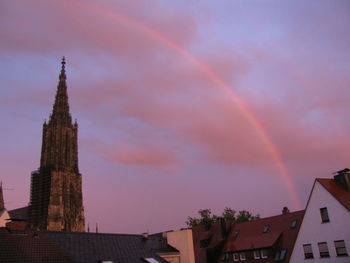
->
xmin=234 ymin=209 xmax=305 ymax=225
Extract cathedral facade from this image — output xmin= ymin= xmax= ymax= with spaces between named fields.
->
xmin=28 ymin=58 xmax=85 ymax=232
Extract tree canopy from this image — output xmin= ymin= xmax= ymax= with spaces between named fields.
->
xmin=186 ymin=207 xmax=259 ymax=227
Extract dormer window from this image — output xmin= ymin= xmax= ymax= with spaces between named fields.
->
xmin=200 ymin=238 xmax=210 ymax=248
xmin=233 ymin=230 xmax=240 ymax=239
xmin=320 ymin=207 xmax=330 ymax=223
xmin=261 ymin=249 xmax=268 ymax=258
xmin=262 ymin=225 xmax=269 ymax=233
xmin=253 ymin=250 xmax=260 ymax=259
xmin=290 ymin=220 xmax=297 ymax=229
xmin=221 ymin=253 xmax=229 ymax=261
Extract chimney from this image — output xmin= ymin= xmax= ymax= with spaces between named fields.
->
xmin=334 ymin=168 xmax=350 ymax=192
xmin=142 ymin=232 xmax=149 ymax=239
xmin=282 ymin=207 xmax=290 ymax=215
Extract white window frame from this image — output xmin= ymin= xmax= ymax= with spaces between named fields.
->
xmin=253 ymin=250 xmax=260 ymax=259
xmin=260 ymin=249 xmax=268 ymax=258
xmin=239 ymin=252 xmax=246 ymax=261
xmin=233 ymin=253 xmax=239 ymax=261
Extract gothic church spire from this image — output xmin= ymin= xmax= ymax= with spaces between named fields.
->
xmin=29 ymin=58 xmax=85 ymax=232
xmin=50 ymin=57 xmax=72 ymax=125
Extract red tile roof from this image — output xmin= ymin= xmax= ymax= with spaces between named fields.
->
xmin=317 ymin=178 xmax=350 ymax=211
xmin=224 ymin=210 xmax=304 ymax=263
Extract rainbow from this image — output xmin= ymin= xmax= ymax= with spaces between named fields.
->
xmin=69 ymin=1 xmax=302 ymax=209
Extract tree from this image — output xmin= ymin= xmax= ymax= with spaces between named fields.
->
xmin=235 ymin=210 xmax=260 ymax=223
xmin=186 ymin=207 xmax=259 ymax=227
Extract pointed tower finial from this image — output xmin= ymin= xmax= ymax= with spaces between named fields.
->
xmin=59 ymin=56 xmax=66 ymax=81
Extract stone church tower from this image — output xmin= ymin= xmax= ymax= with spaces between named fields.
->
xmin=29 ymin=58 xmax=85 ymax=232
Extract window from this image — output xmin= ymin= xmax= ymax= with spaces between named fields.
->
xmin=233 ymin=230 xmax=240 ymax=239
xmin=275 ymin=249 xmax=287 ymax=261
xmin=222 ymin=253 xmax=229 ymax=262
xmin=233 ymin=253 xmax=239 ymax=261
xmin=253 ymin=250 xmax=260 ymax=259
xmin=320 ymin=207 xmax=330 ymax=223
xmin=334 ymin=240 xmax=348 ymax=257
xmin=144 ymin=259 xmax=160 ymax=263
xmin=262 ymin=225 xmax=270 ymax=233
xmin=290 ymin=220 xmax=297 ymax=229
xmin=318 ymin=242 xmax=330 ymax=258
xmin=200 ymin=238 xmax=210 ymax=248
xmin=261 ymin=249 xmax=268 ymax=258
xmin=303 ymin=244 xmax=314 ymax=259
xmin=239 ymin=252 xmax=246 ymax=261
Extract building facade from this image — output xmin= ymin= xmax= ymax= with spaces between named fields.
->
xmin=28 ymin=58 xmax=85 ymax=232
xmin=289 ymin=172 xmax=350 ymax=262
xmin=0 ymin=182 xmax=10 ymax=227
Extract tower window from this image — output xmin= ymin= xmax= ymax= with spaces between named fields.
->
xmin=320 ymin=207 xmax=330 ymax=223
xmin=318 ymin=242 xmax=330 ymax=258
xmin=334 ymin=240 xmax=348 ymax=257
xmin=303 ymin=244 xmax=314 ymax=259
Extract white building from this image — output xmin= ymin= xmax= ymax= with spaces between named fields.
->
xmin=290 ymin=171 xmax=350 ymax=263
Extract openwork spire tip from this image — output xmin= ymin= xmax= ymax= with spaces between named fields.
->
xmin=59 ymin=56 xmax=66 ymax=80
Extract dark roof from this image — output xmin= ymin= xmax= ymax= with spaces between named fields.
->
xmin=0 ymin=227 xmax=74 ymax=263
xmin=223 ymin=210 xmax=305 ymax=263
xmin=0 ymin=228 xmax=177 ymax=263
xmin=45 ymin=231 xmax=177 ymax=263
xmin=8 ymin=206 xmax=29 ymax=221
xmin=317 ymin=178 xmax=350 ymax=211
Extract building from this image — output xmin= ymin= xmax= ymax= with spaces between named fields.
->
xmin=161 ymin=229 xmax=196 ymax=263
xmin=289 ymin=170 xmax=350 ymax=262
xmin=192 ymin=218 xmax=233 ymax=263
xmin=0 ymin=225 xmax=178 ymax=263
xmin=0 ymin=182 xmax=10 ymax=227
xmin=220 ymin=209 xmax=304 ymax=263
xmin=28 ymin=58 xmax=85 ymax=232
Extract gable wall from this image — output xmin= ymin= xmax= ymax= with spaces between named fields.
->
xmin=290 ymin=181 xmax=350 ymax=262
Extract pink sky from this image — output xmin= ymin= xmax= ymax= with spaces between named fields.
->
xmin=0 ymin=0 xmax=349 ymax=234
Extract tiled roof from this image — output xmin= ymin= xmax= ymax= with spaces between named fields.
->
xmin=317 ymin=178 xmax=350 ymax=211
xmin=45 ymin=231 xmax=177 ymax=263
xmin=8 ymin=206 xmax=29 ymax=221
xmin=0 ymin=227 xmax=74 ymax=263
xmin=224 ymin=210 xmax=305 ymax=263
xmin=0 ymin=228 xmax=177 ymax=263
